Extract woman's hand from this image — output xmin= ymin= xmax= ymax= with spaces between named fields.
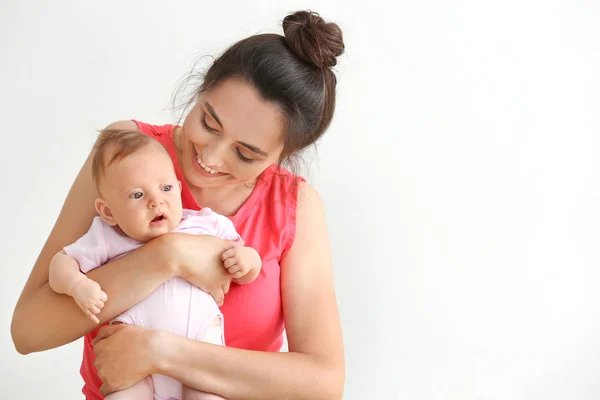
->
xmin=92 ymin=324 xmax=161 ymax=395
xmin=164 ymin=233 xmax=237 ymax=305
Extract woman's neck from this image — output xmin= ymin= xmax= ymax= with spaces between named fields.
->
xmin=189 ymin=182 xmax=255 ymax=216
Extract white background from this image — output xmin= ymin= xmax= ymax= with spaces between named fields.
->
xmin=1 ymin=0 xmax=599 ymax=399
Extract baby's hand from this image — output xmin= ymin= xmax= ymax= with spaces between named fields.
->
xmin=221 ymin=246 xmax=258 ymax=279
xmin=70 ymin=278 xmax=108 ymax=324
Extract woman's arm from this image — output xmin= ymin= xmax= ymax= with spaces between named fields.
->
xmin=152 ymin=182 xmax=345 ymax=399
xmin=10 ymin=121 xmax=179 ymax=354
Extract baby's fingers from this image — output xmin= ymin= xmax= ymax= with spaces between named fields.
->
xmin=231 ymin=271 xmax=246 ymax=279
xmin=86 ymin=310 xmax=100 ymax=324
xmin=227 ymin=265 xmax=241 ymax=274
xmin=224 ymin=258 xmax=237 ymax=269
xmin=99 ymin=290 xmax=108 ymax=302
xmin=221 ymin=248 xmax=236 ymax=261
xmin=90 ymin=305 xmax=102 ymax=315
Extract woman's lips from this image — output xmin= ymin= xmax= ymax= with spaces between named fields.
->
xmin=191 ymin=148 xmax=227 ymax=178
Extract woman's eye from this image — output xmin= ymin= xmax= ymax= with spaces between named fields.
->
xmin=130 ymin=192 xmax=143 ymax=199
xmin=236 ymin=148 xmax=254 ymax=163
xmin=201 ymin=114 xmax=218 ymax=133
xmin=163 ymin=185 xmax=172 ymax=192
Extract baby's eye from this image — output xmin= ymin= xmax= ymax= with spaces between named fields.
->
xmin=163 ymin=185 xmax=173 ymax=192
xmin=130 ymin=192 xmax=143 ymax=199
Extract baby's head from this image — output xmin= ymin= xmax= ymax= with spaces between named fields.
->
xmin=92 ymin=128 xmax=183 ymax=242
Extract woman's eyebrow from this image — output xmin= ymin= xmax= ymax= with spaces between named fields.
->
xmin=237 ymin=141 xmax=268 ymax=156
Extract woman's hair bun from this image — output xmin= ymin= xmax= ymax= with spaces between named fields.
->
xmin=283 ymin=10 xmax=345 ymax=69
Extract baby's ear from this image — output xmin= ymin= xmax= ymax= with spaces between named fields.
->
xmin=177 ymin=180 xmax=182 ymax=192
xmin=95 ymin=198 xmax=117 ymax=226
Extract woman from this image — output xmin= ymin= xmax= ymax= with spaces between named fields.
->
xmin=11 ymin=10 xmax=345 ymax=400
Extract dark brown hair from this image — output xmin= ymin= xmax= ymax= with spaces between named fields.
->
xmin=178 ymin=10 xmax=344 ymax=169
xmin=92 ymin=128 xmax=155 ymax=186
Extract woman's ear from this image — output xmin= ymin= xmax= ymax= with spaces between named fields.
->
xmin=95 ymin=198 xmax=117 ymax=226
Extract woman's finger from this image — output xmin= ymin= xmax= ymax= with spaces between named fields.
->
xmin=222 ymin=280 xmax=231 ymax=295
xmin=210 ymin=287 xmax=225 ymax=306
xmin=92 ymin=324 xmax=125 ymax=345
xmin=100 ymin=383 xmax=110 ymax=396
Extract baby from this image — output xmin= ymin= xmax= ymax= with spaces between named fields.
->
xmin=49 ymin=129 xmax=261 ymax=400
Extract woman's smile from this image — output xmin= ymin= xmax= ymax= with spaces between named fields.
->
xmin=191 ymin=146 xmax=228 ymax=178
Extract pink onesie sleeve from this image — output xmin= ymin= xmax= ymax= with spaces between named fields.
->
xmin=63 ymin=217 xmax=109 ymax=273
xmin=213 ymin=213 xmax=243 ymax=242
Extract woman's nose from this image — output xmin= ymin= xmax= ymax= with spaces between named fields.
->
xmin=202 ymin=145 xmax=226 ymax=168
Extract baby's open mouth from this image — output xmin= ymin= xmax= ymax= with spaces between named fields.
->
xmin=151 ymin=214 xmax=165 ymax=222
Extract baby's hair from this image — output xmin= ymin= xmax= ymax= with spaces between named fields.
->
xmin=91 ymin=128 xmax=160 ymax=187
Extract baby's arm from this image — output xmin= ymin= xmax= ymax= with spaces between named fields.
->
xmin=221 ymin=244 xmax=262 ymax=285
xmin=49 ymin=251 xmax=107 ymax=324
xmin=211 ymin=210 xmax=262 ymax=284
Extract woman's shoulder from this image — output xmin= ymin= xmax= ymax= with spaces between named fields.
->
xmin=262 ymin=164 xmax=305 ymax=188
xmin=130 ymin=120 xmax=177 ymax=139
xmin=256 ymin=165 xmax=312 ymax=206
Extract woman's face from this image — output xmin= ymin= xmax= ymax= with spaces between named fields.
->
xmin=180 ymin=77 xmax=285 ymax=189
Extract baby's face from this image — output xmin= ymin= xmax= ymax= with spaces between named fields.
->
xmin=99 ymin=144 xmax=183 ymax=242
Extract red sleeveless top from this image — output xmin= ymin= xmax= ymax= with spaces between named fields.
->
xmin=80 ymin=121 xmax=302 ymax=399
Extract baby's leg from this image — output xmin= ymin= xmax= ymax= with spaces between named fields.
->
xmin=105 ymin=376 xmax=154 ymax=400
xmin=182 ymin=316 xmax=225 ymax=400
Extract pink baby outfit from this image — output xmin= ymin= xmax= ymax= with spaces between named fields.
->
xmin=65 ymin=208 xmax=241 ymax=400
xmin=82 ymin=121 xmax=303 ymax=399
